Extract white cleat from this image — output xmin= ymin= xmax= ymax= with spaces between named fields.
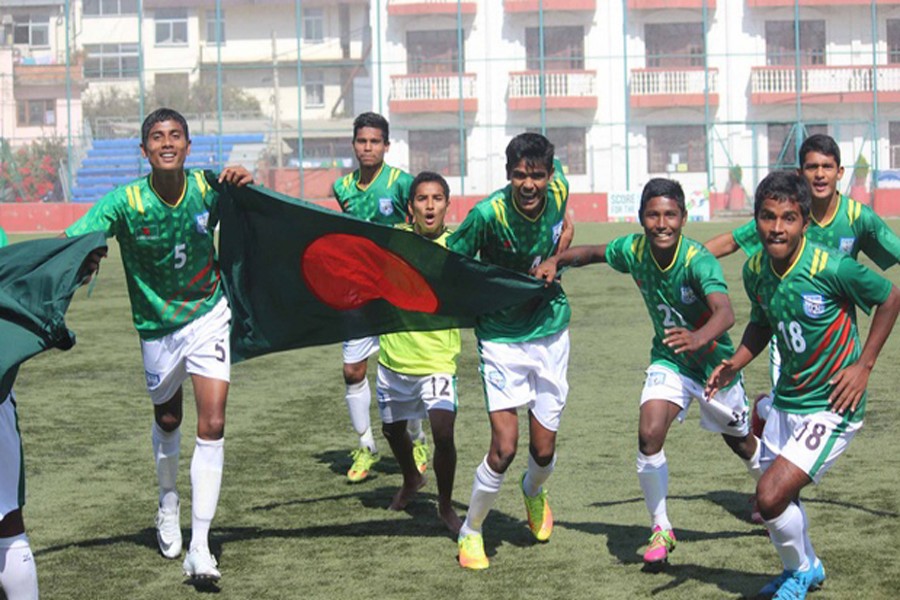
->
xmin=183 ymin=548 xmax=221 ymax=581
xmin=155 ymin=504 xmax=182 ymax=559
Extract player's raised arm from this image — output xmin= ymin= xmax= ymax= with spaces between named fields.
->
xmin=704 ymin=230 xmax=739 ymax=258
xmin=829 ymin=284 xmax=900 ymax=414
xmin=663 ymin=291 xmax=734 ymax=355
xmin=217 ymin=165 xmax=254 ymax=187
xmin=532 ymin=244 xmax=608 ymax=286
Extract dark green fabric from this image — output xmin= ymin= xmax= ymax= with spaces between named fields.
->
xmin=0 ymin=233 xmax=108 ymax=400
xmin=208 ymin=173 xmax=562 ymax=363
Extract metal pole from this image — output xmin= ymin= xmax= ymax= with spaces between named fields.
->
xmin=138 ymin=0 xmax=145 ymax=176
xmin=793 ymin=0 xmax=802 ymax=157
xmin=64 ymin=0 xmax=72 ymax=197
xmin=216 ymin=0 xmax=223 ymax=167
xmin=376 ymin=0 xmax=382 ymax=115
xmin=622 ymin=0 xmax=630 ymax=189
xmin=296 ymin=0 xmax=304 ymax=196
xmin=871 ymin=0 xmax=879 ymax=190
xmin=539 ymin=0 xmax=545 ymax=134
xmin=272 ymin=31 xmax=283 ymax=169
xmin=702 ymin=0 xmax=711 ymax=195
xmin=456 ymin=0 xmax=465 ymax=187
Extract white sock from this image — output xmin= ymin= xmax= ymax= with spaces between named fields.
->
xmin=522 ymin=452 xmax=556 ymax=497
xmin=743 ymin=437 xmax=763 ymax=482
xmin=637 ymin=450 xmax=671 ymax=530
xmin=152 ymin=422 xmax=181 ymax=511
xmin=406 ymin=418 xmax=425 ymax=443
xmin=189 ymin=437 xmax=224 ymax=552
xmin=460 ymin=457 xmax=505 ymax=536
xmin=0 ymin=534 xmax=38 ymax=600
xmin=765 ymin=502 xmax=809 ymax=572
xmin=797 ymin=500 xmax=819 ymax=569
xmin=345 ymin=381 xmax=376 ymax=452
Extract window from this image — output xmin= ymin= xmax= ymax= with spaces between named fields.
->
xmin=765 ymin=20 xmax=825 ymax=66
xmin=645 ymin=23 xmax=705 ymax=68
xmin=647 ymin=125 xmax=707 ymax=173
xmin=767 ymin=123 xmax=827 ymax=168
xmin=525 ymin=26 xmax=584 ymax=70
xmin=83 ymin=0 xmax=138 ymax=16
xmin=84 ymin=43 xmax=139 ymax=79
xmin=155 ymin=9 xmax=188 ymax=46
xmin=303 ymin=8 xmax=324 ymax=44
xmin=407 ymin=31 xmax=462 ymax=74
xmin=889 ymin=20 xmax=900 ymax=64
xmin=13 ymin=14 xmax=49 ymax=47
xmin=527 ymin=127 xmax=587 ymax=175
xmin=206 ymin=10 xmax=225 ymax=44
xmin=409 ymin=130 xmax=465 ymax=177
xmin=16 ymin=99 xmax=56 ymax=127
xmin=304 ymin=70 xmax=325 ymax=108
xmin=890 ymin=123 xmax=900 ymax=168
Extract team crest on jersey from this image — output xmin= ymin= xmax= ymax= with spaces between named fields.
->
xmin=379 ymin=197 xmax=394 ymax=216
xmin=136 ymin=224 xmax=160 ymax=241
xmin=680 ymin=285 xmax=698 ymax=305
xmin=195 ymin=211 xmax=210 ymax=235
xmin=838 ymin=237 xmax=855 ymax=254
xmin=552 ymin=220 xmax=564 ymax=245
xmin=485 ymin=368 xmax=506 ymax=391
xmin=802 ymin=293 xmax=826 ymax=318
xmin=145 ymin=371 xmax=161 ymax=390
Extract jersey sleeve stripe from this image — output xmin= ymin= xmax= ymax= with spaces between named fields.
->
xmin=128 ymin=185 xmax=145 ymax=214
xmin=126 ymin=185 xmax=136 ymax=210
xmin=387 ymin=168 xmax=399 ymax=188
xmin=684 ymin=245 xmax=698 ymax=268
xmin=491 ymin=198 xmax=508 ymax=228
xmin=193 ymin=171 xmax=208 ymax=199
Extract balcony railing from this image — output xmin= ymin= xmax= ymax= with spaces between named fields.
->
xmin=631 ymin=67 xmax=718 ymax=107
xmin=628 ymin=0 xmax=715 ymax=8
xmin=748 ymin=0 xmax=900 ymax=6
xmin=751 ymin=64 xmax=900 ymax=104
xmin=389 ymin=73 xmax=478 ymax=113
xmin=504 ymin=0 xmax=596 ymax=11
xmin=508 ymin=70 xmax=597 ymax=110
xmin=387 ymin=0 xmax=477 ymax=14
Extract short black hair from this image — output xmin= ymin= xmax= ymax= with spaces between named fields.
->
xmin=505 ymin=133 xmax=554 ymax=176
xmin=798 ymin=133 xmax=840 ymax=167
xmin=353 ymin=112 xmax=390 ymax=143
xmin=141 ymin=108 xmax=189 ymax=148
xmin=638 ymin=178 xmax=686 ymax=223
xmin=754 ymin=170 xmax=811 ymax=221
xmin=410 ymin=171 xmax=450 ymax=205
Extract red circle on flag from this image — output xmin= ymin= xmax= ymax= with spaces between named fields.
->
xmin=301 ymin=233 xmax=439 ymax=313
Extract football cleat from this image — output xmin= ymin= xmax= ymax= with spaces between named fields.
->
xmin=155 ymin=503 xmax=182 ymax=559
xmin=521 ymin=473 xmax=553 ymax=542
xmin=760 ymin=562 xmax=824 ymax=598
xmin=771 ymin=568 xmax=814 ymax=600
xmin=412 ymin=438 xmax=429 ymax=475
xmin=182 ymin=548 xmax=221 ymax=581
xmin=643 ymin=526 xmax=676 ymax=564
xmin=458 ymin=533 xmax=489 ymax=570
xmin=347 ymin=447 xmax=380 ymax=483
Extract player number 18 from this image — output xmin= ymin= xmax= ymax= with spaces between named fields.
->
xmin=777 ymin=320 xmax=806 ymax=353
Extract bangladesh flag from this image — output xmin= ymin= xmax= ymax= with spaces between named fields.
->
xmin=0 ymin=232 xmax=108 ymax=400
xmin=209 ymin=173 xmax=561 ymax=363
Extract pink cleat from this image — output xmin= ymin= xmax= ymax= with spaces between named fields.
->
xmin=643 ymin=526 xmax=676 ymax=564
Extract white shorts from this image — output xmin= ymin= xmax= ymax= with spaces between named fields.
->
xmin=343 ymin=336 xmax=379 ymax=364
xmin=640 ymin=364 xmax=750 ymax=437
xmin=375 ymin=365 xmax=457 ymax=424
xmin=141 ymin=297 xmax=231 ymax=405
xmin=760 ymin=407 xmax=862 ymax=484
xmin=478 ymin=329 xmax=569 ymax=432
xmin=0 ymin=392 xmax=25 ymax=521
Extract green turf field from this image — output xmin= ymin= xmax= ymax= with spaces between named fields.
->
xmin=7 ymin=221 xmax=900 ymax=599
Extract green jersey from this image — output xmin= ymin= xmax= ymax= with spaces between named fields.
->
xmin=743 ymin=238 xmax=892 ymax=420
xmin=447 ymin=174 xmax=570 ymax=342
xmin=66 ymin=169 xmax=223 ymax=340
xmin=606 ymin=233 xmax=737 ymax=385
xmin=732 ymin=194 xmax=900 ymax=269
xmin=379 ymin=226 xmax=461 ymax=375
xmin=333 ymin=163 xmax=413 ymax=225
xmin=0 ymin=226 xmax=7 ymax=247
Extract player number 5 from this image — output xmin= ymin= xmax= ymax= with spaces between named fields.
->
xmin=174 ymin=243 xmax=187 ymax=269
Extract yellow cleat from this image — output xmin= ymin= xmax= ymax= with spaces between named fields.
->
xmin=347 ymin=447 xmax=379 ymax=483
xmin=458 ymin=533 xmax=489 ymax=570
xmin=412 ymin=438 xmax=429 ymax=475
xmin=521 ymin=473 xmax=553 ymax=542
